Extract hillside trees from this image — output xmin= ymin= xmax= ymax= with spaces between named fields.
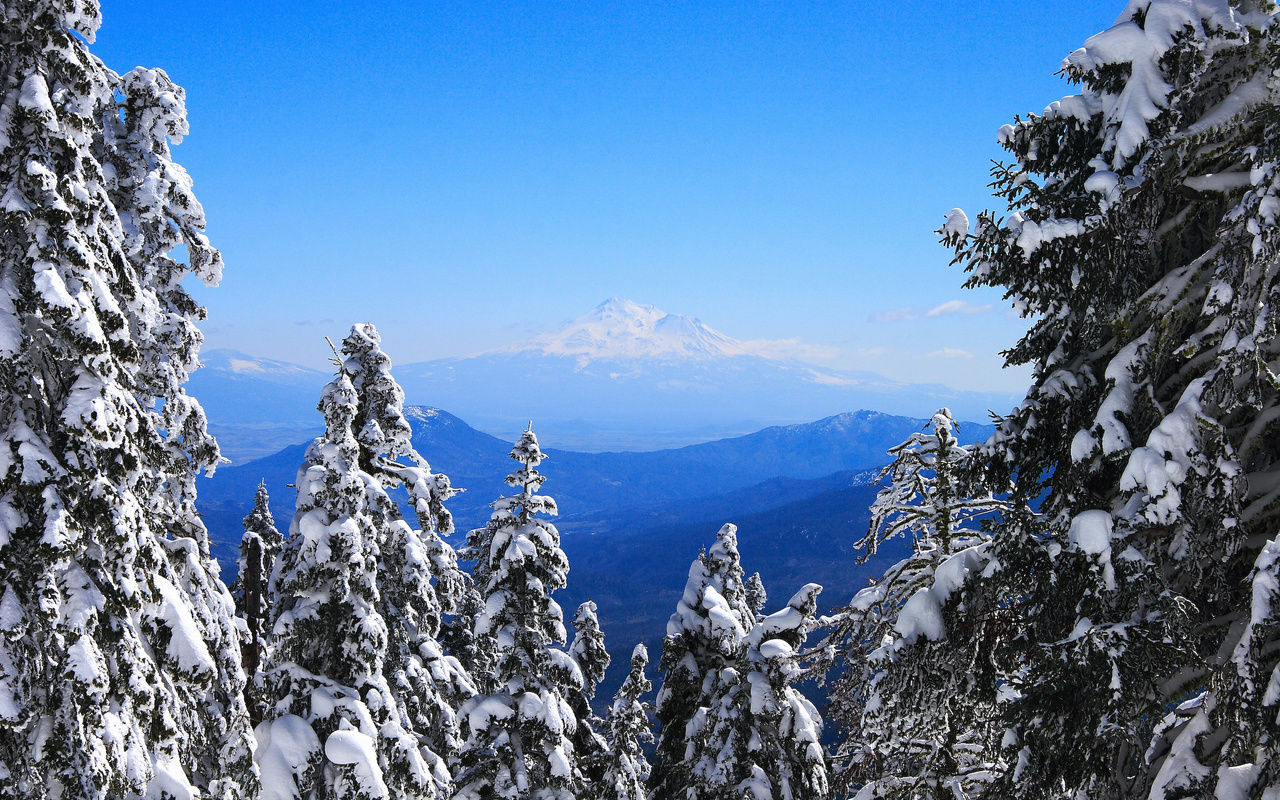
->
xmin=898 ymin=1 xmax=1280 ymax=796
xmin=0 ymin=2 xmax=257 ymax=797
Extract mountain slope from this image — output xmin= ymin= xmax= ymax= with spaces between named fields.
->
xmin=197 ymin=407 xmax=993 ymax=573
xmin=188 ymin=350 xmax=329 ymax=462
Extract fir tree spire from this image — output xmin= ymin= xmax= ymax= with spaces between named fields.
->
xmin=691 ymin=583 xmax=828 ymax=800
xmin=0 ymin=3 xmax=255 ymax=796
xmin=597 ymin=644 xmax=654 ymax=800
xmin=651 ymin=523 xmax=755 ymax=799
xmin=233 ymin=481 xmax=283 ymax=701
xmin=261 ymin=325 xmax=466 ymax=800
xmin=455 ymin=425 xmax=585 ymax=799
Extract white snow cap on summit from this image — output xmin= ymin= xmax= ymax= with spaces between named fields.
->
xmin=511 ymin=298 xmax=754 ymax=360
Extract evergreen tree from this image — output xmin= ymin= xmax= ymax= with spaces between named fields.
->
xmin=650 ymin=524 xmax=756 ymax=800
xmin=568 ymin=600 xmax=611 ymax=789
xmin=690 ymin=584 xmax=828 ymax=800
xmin=454 ymin=427 xmax=584 ymax=800
xmin=598 ymin=644 xmax=654 ymax=800
xmin=340 ymin=324 xmax=474 ymax=764
xmin=822 ymin=410 xmax=1005 ymax=799
xmin=262 ymin=325 xmax=466 ymax=800
xmin=853 ymin=3 xmax=1280 ymax=797
xmin=0 ymin=3 xmax=255 ymax=796
xmin=744 ymin=572 xmax=767 ymax=622
xmin=233 ymin=481 xmax=283 ymax=691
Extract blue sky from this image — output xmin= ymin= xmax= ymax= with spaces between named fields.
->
xmin=93 ymin=1 xmax=1123 ymax=392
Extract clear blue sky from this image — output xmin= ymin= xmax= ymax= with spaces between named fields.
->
xmin=93 ymin=1 xmax=1123 ymax=393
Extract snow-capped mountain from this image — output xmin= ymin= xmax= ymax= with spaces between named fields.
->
xmin=393 ymin=299 xmax=1018 ymax=450
xmin=513 ymin=297 xmax=751 ymax=360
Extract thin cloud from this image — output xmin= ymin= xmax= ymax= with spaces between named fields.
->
xmin=926 ymin=347 xmax=975 ymax=359
xmin=870 ymin=307 xmax=920 ymax=323
xmin=741 ymin=337 xmax=842 ymax=361
xmin=925 ymin=300 xmax=994 ymax=317
xmin=872 ymin=300 xmax=994 ymax=322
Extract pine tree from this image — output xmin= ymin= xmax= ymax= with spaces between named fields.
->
xmin=0 ymin=3 xmax=256 ymax=796
xmin=822 ymin=410 xmax=1005 ymax=799
xmin=744 ymin=572 xmax=767 ymax=622
xmin=690 ymin=583 xmax=828 ymax=800
xmin=868 ymin=3 xmax=1280 ymax=797
xmin=568 ymin=600 xmax=611 ymax=789
xmin=339 ymin=324 xmax=475 ymax=765
xmin=454 ymin=426 xmax=584 ymax=800
xmin=261 ymin=325 xmax=466 ymax=800
xmin=598 ymin=644 xmax=654 ymax=800
xmin=650 ymin=524 xmax=756 ymax=800
xmin=233 ymin=481 xmax=283 ymax=693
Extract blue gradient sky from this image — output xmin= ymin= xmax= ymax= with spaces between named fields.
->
xmin=92 ymin=1 xmax=1123 ymax=392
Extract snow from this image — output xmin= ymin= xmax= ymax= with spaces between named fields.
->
xmin=154 ymin=575 xmax=217 ymax=675
xmin=255 ymin=716 xmax=321 ymax=800
xmin=1120 ymin=378 xmax=1206 ymax=525
xmin=1063 ymin=0 xmax=1243 ymax=167
xmin=1067 ymin=511 xmax=1114 ymax=556
xmin=943 ymin=208 xmax=970 ymax=238
xmin=145 ymin=755 xmax=198 ymax=800
xmin=325 ymin=728 xmax=389 ymax=799
xmin=511 ymin=298 xmax=752 ymax=361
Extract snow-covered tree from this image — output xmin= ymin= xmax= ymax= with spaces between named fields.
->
xmin=690 ymin=584 xmax=828 ymax=800
xmin=882 ymin=3 xmax=1280 ymax=797
xmin=568 ymin=600 xmax=611 ymax=788
xmin=454 ymin=427 xmax=584 ymax=800
xmin=261 ymin=325 xmax=467 ymax=800
xmin=340 ymin=324 xmax=474 ymax=763
xmin=0 ymin=3 xmax=256 ymax=797
xmin=650 ymin=524 xmax=756 ymax=800
xmin=597 ymin=644 xmax=654 ymax=800
xmin=233 ymin=481 xmax=283 ymax=687
xmin=821 ymin=410 xmax=1005 ymax=799
xmin=745 ymin=572 xmax=767 ymax=622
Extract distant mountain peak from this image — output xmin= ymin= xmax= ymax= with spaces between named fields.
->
xmin=509 ymin=298 xmax=752 ymax=361
xmin=199 ymin=349 xmax=327 ymax=380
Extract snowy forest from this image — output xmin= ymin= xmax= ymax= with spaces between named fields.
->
xmin=5 ymin=0 xmax=1280 ymax=799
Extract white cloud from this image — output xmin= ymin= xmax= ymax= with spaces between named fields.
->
xmin=740 ymin=337 xmax=842 ymax=361
xmin=925 ymin=347 xmax=974 ymax=359
xmin=872 ymin=300 xmax=993 ymax=322
xmin=925 ymin=300 xmax=993 ymax=317
xmin=871 ymin=307 xmax=920 ymax=323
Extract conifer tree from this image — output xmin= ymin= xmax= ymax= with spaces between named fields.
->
xmin=454 ymin=427 xmax=584 ymax=800
xmin=598 ymin=644 xmax=654 ymax=800
xmin=861 ymin=3 xmax=1280 ymax=797
xmin=568 ymin=600 xmax=611 ymax=788
xmin=690 ymin=584 xmax=828 ymax=800
xmin=650 ymin=524 xmax=756 ymax=799
xmin=822 ymin=410 xmax=1004 ymax=799
xmin=0 ymin=3 xmax=256 ymax=796
xmin=744 ymin=572 xmax=767 ymax=622
xmin=233 ymin=481 xmax=283 ymax=688
xmin=262 ymin=326 xmax=466 ymax=800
